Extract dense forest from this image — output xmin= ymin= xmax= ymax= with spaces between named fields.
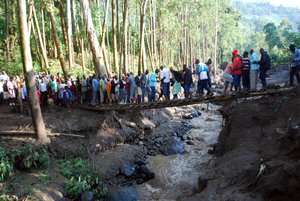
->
xmin=0 ymin=0 xmax=299 ymax=78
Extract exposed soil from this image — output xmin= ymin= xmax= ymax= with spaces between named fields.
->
xmin=181 ymin=88 xmax=300 ymax=201
xmin=0 ymin=68 xmax=299 ymax=201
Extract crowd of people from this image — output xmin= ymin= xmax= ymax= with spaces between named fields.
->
xmin=0 ymin=45 xmax=299 ymax=111
xmin=222 ymin=45 xmax=300 ymax=94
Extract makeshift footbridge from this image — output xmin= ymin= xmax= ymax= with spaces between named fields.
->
xmin=78 ymin=87 xmax=298 ymax=112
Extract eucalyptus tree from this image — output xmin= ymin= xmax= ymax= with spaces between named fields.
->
xmin=17 ymin=0 xmax=50 ymax=145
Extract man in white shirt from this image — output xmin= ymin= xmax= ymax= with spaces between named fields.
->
xmin=159 ymin=65 xmax=171 ymax=100
xmin=250 ymin=49 xmax=260 ymax=91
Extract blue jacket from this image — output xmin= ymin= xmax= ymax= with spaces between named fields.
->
xmin=149 ymin=72 xmax=157 ymax=87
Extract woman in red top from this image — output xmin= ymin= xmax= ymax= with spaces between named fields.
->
xmin=232 ymin=50 xmax=242 ymax=91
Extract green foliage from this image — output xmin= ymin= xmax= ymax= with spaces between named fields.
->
xmin=66 ymin=176 xmax=91 ymax=198
xmin=93 ymin=184 xmax=109 ymax=199
xmin=11 ymin=145 xmax=50 ymax=170
xmin=0 ymin=148 xmax=13 ymax=183
xmin=58 ymin=158 xmax=107 ymax=199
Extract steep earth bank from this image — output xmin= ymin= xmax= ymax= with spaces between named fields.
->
xmin=182 ymin=89 xmax=300 ymax=201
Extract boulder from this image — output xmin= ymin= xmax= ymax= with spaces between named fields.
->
xmin=160 ymin=137 xmax=185 ymax=155
xmin=80 ymin=191 xmax=94 ymax=201
xmin=106 ymin=186 xmax=139 ymax=201
xmin=120 ymin=165 xmax=135 ymax=177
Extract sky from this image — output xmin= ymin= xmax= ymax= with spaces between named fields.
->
xmin=241 ymin=0 xmax=300 ymax=8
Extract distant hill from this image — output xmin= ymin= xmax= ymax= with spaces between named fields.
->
xmin=234 ymin=0 xmax=300 ymax=31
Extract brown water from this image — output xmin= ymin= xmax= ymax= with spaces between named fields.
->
xmin=136 ymin=104 xmax=222 ymax=201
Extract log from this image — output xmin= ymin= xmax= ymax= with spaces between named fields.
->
xmin=0 ymin=131 xmax=85 ymax=138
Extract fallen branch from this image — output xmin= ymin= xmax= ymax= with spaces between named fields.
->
xmin=0 ymin=131 xmax=85 ymax=138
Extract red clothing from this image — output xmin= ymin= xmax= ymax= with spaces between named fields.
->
xmin=232 ymin=55 xmax=242 ymax=75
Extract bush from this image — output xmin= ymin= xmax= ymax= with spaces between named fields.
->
xmin=11 ymin=145 xmax=50 ymax=170
xmin=58 ymin=158 xmax=107 ymax=199
xmin=0 ymin=148 xmax=13 ymax=183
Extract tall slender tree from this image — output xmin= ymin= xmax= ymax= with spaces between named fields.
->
xmin=49 ymin=0 xmax=68 ymax=80
xmin=81 ymin=0 xmax=110 ymax=75
xmin=17 ymin=0 xmax=50 ymax=145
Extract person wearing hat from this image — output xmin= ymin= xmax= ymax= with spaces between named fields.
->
xmin=232 ymin=50 xmax=242 ymax=92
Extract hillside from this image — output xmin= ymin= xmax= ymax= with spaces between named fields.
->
xmin=234 ymin=0 xmax=300 ymax=31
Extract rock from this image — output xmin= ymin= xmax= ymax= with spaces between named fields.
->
xmin=129 ymin=122 xmax=137 ymax=128
xmin=138 ymin=141 xmax=144 ymax=145
xmin=186 ymin=141 xmax=194 ymax=145
xmin=139 ymin=165 xmax=155 ymax=180
xmin=120 ymin=165 xmax=135 ymax=177
xmin=135 ymin=160 xmax=146 ymax=166
xmin=191 ymin=110 xmax=201 ymax=118
xmin=81 ymin=191 xmax=94 ymax=201
xmin=160 ymin=137 xmax=185 ymax=155
xmin=106 ymin=186 xmax=139 ymax=201
xmin=182 ymin=114 xmax=193 ymax=119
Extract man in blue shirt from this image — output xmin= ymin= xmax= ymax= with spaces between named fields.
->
xmin=289 ymin=44 xmax=300 ymax=86
xmin=92 ymin=75 xmax=99 ymax=105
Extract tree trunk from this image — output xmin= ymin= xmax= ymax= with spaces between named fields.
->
xmin=138 ymin=0 xmax=148 ymax=73
xmin=67 ymin=0 xmax=74 ymax=69
xmin=17 ymin=0 xmax=50 ymax=145
xmin=112 ymin=0 xmax=119 ymax=74
xmin=122 ymin=0 xmax=128 ymax=74
xmin=99 ymin=0 xmax=110 ymax=74
xmin=11 ymin=0 xmax=17 ymax=49
xmin=32 ymin=20 xmax=44 ymax=68
xmin=80 ymin=0 xmax=109 ymax=75
xmin=41 ymin=9 xmax=46 ymax=53
xmin=49 ymin=0 xmax=68 ymax=80
xmin=213 ymin=0 xmax=219 ymax=75
xmin=59 ymin=1 xmax=69 ymax=48
xmin=27 ymin=0 xmax=33 ymax=36
xmin=5 ymin=0 xmax=10 ymax=60
xmin=32 ymin=3 xmax=50 ymax=69
xmin=72 ymin=0 xmax=81 ymax=52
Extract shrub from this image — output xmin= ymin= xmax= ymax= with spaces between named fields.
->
xmin=58 ymin=158 xmax=107 ymax=199
xmin=0 ymin=148 xmax=13 ymax=182
xmin=11 ymin=145 xmax=50 ymax=170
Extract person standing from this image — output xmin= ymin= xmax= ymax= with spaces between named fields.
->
xmin=135 ymin=71 xmax=143 ymax=104
xmin=288 ymin=44 xmax=300 ymax=86
xmin=183 ymin=64 xmax=193 ymax=99
xmin=195 ymin=59 xmax=213 ymax=96
xmin=98 ymin=76 xmax=105 ymax=105
xmin=141 ymin=69 xmax=150 ymax=103
xmin=256 ymin=48 xmax=271 ymax=91
xmin=170 ymin=67 xmax=182 ymax=100
xmin=129 ymin=72 xmax=137 ymax=103
xmin=159 ymin=65 xmax=171 ymax=101
xmin=232 ymin=50 xmax=242 ymax=92
xmin=149 ymin=69 xmax=159 ymax=102
xmin=119 ymin=76 xmax=126 ymax=103
xmin=91 ymin=75 xmax=99 ymax=105
xmin=249 ymin=49 xmax=260 ymax=91
xmin=7 ymin=77 xmax=16 ymax=105
xmin=39 ymin=77 xmax=48 ymax=107
xmin=241 ymin=51 xmax=251 ymax=91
